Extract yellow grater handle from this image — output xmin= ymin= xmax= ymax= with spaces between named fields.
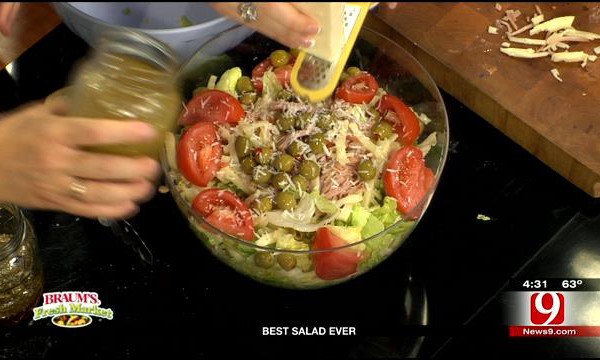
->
xmin=290 ymin=2 xmax=373 ymax=103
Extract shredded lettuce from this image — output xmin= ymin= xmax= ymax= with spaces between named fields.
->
xmin=372 ymin=196 xmax=402 ymax=227
xmin=346 ymin=196 xmax=402 ymax=240
xmin=417 ymin=131 xmax=438 ymax=158
xmin=311 ymin=191 xmax=338 ymax=214
xmin=236 ymin=120 xmax=279 ymax=148
xmin=212 ymin=179 xmax=246 ymax=198
xmin=255 ymin=228 xmax=309 ymax=250
xmin=325 ymin=225 xmax=362 ymax=244
xmin=215 ymin=166 xmax=256 ymax=195
xmin=216 ymin=67 xmax=242 ymax=97
xmin=207 ymin=74 xmax=218 ymax=89
xmin=265 ymin=195 xmax=337 ymax=232
xmin=262 ymin=70 xmax=282 ymax=100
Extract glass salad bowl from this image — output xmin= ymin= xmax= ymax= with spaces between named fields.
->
xmin=162 ymin=26 xmax=449 ymax=289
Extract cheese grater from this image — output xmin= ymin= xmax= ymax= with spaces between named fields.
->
xmin=290 ymin=2 xmax=372 ymax=103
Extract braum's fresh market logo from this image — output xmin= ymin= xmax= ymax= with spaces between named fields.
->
xmin=32 ymin=291 xmax=114 ymax=328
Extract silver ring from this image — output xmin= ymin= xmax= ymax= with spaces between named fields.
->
xmin=238 ymin=2 xmax=257 ymax=23
xmin=69 ymin=179 xmax=87 ymax=199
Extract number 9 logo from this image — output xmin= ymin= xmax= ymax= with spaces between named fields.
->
xmin=530 ymin=292 xmax=565 ymax=325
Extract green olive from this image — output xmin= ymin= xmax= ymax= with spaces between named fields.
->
xmin=273 ymin=154 xmax=295 ymax=173
xmin=275 ymin=191 xmax=297 ymax=210
xmin=254 ymin=147 xmax=273 ymax=165
xmin=357 ymin=160 xmax=376 ymax=181
xmin=276 ymin=115 xmax=295 ymax=131
xmin=254 ymin=197 xmax=273 ymax=213
xmin=240 ymin=157 xmax=256 ymax=175
xmin=276 ymin=253 xmax=297 ymax=271
xmin=317 ymin=114 xmax=333 ymax=130
xmin=240 ymin=92 xmax=257 ymax=105
xmin=339 ymin=72 xmax=350 ymax=82
xmin=271 ymin=173 xmax=290 ymax=191
xmin=289 ymin=48 xmax=300 ymax=57
xmin=254 ymin=252 xmax=275 ymax=269
xmin=277 ymin=89 xmax=295 ymax=102
xmin=371 ymin=121 xmax=394 ymax=140
xmin=288 ymin=141 xmax=305 ymax=157
xmin=292 ymin=175 xmax=309 ymax=193
xmin=299 ymin=160 xmax=320 ymax=180
xmin=235 ymin=136 xmax=253 ymax=158
xmin=293 ymin=230 xmax=314 ymax=244
xmin=295 ymin=113 xmax=312 ymax=129
xmin=270 ymin=49 xmax=290 ymax=67
xmin=308 ymin=133 xmax=326 ymax=155
xmin=252 ymin=166 xmax=273 ymax=185
xmin=235 ymin=76 xmax=255 ymax=93
xmin=346 ymin=66 xmax=362 ymax=77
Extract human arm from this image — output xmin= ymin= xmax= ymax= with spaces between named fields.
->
xmin=0 ymin=100 xmax=161 ymax=219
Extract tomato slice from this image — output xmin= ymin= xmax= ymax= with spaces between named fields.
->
xmin=251 ymin=57 xmax=295 ymax=92
xmin=177 ymin=122 xmax=223 ymax=187
xmin=192 ymin=189 xmax=254 ymax=241
xmin=335 ymin=72 xmax=379 ymax=104
xmin=377 ymin=94 xmax=421 ymax=146
xmin=179 ymin=89 xmax=245 ymax=126
xmin=383 ymin=146 xmax=435 ymax=217
xmin=312 ymin=228 xmax=362 ymax=280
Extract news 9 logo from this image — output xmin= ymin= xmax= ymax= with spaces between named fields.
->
xmin=530 ymin=292 xmax=565 ymax=325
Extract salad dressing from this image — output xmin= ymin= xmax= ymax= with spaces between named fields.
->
xmin=67 ymin=29 xmax=182 ymax=160
xmin=0 ymin=204 xmax=44 ymax=325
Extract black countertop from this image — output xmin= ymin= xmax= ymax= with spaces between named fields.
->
xmin=1 ymin=24 xmax=599 ymax=359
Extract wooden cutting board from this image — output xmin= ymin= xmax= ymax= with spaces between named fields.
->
xmin=369 ymin=2 xmax=600 ymax=198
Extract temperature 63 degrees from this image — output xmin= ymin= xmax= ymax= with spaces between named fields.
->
xmin=562 ymin=279 xmax=583 ymax=289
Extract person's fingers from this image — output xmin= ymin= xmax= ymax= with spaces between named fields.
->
xmin=54 ymin=117 xmax=158 ymax=148
xmin=0 ymin=3 xmax=20 ymax=37
xmin=62 ymin=199 xmax=140 ymax=219
xmin=66 ymin=149 xmax=161 ymax=181
xmin=61 ymin=177 xmax=157 ymax=205
xmin=40 ymin=100 xmax=159 ymax=147
xmin=209 ymin=2 xmax=320 ymax=49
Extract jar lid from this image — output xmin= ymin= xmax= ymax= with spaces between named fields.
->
xmin=97 ymin=27 xmax=180 ymax=72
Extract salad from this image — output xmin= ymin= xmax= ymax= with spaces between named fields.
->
xmin=165 ymin=47 xmax=439 ymax=288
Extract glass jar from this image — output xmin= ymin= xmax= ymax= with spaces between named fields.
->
xmin=0 ymin=204 xmax=44 ymax=325
xmin=67 ymin=28 xmax=182 ymax=160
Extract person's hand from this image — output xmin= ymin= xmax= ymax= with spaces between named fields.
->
xmin=0 ymin=2 xmax=20 ymax=37
xmin=0 ymin=100 xmax=161 ymax=219
xmin=208 ymin=2 xmax=321 ymax=49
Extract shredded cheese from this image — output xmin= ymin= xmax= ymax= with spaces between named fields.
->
xmin=335 ymin=121 xmax=349 ymax=166
xmin=550 ymin=68 xmax=563 ymax=82
xmin=531 ymin=14 xmax=544 ymax=25
xmin=488 ymin=26 xmax=499 ymax=35
xmin=492 ymin=4 xmax=600 ymax=83
xmin=530 ymin=16 xmax=575 ymax=36
xmin=508 ymin=36 xmax=547 ymax=46
xmin=562 ymin=29 xmax=600 ymax=41
xmin=551 ymin=51 xmax=588 ymax=63
xmin=500 ymin=47 xmax=550 ymax=58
